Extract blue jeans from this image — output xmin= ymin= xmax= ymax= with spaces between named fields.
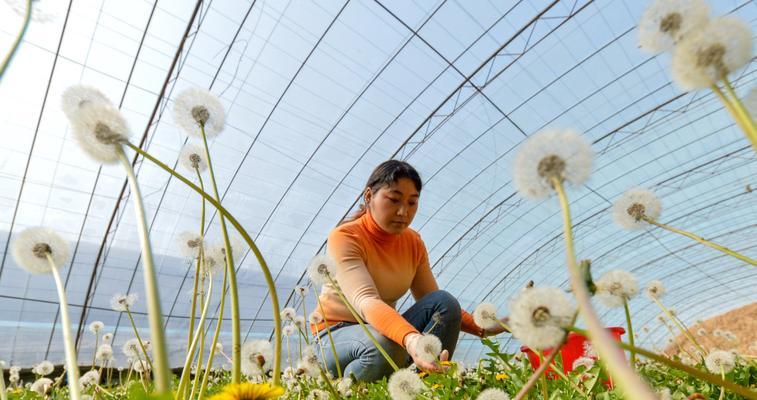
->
xmin=317 ymin=290 xmax=462 ymax=381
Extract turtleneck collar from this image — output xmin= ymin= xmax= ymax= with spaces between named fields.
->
xmin=360 ymin=211 xmax=398 ymax=243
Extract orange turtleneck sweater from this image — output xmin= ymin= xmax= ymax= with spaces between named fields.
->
xmin=316 ymin=212 xmax=483 ymax=347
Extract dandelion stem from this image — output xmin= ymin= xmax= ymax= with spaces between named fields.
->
xmin=125 ymin=141 xmax=283 ymax=386
xmin=536 ymin=351 xmax=548 ymax=400
xmin=301 ymin=292 xmax=310 ymax=346
xmin=187 ymin=169 xmax=206 ymax=357
xmin=198 ymin=125 xmax=242 ymax=384
xmin=551 ymin=177 xmax=656 ymax=400
xmin=190 ymin=277 xmax=208 ymax=397
xmin=513 ymin=342 xmax=564 ymax=400
xmin=720 ymin=77 xmax=757 ymax=151
xmin=92 ymin=334 xmax=99 ymax=371
xmin=718 ymin=365 xmax=725 ymax=400
xmin=0 ymin=0 xmax=31 ymax=81
xmin=643 ymin=217 xmax=756 ymax=266
xmin=315 ymin=291 xmax=342 ymax=379
xmin=176 ymin=272 xmax=214 ymax=400
xmin=325 ymin=275 xmax=399 ymax=371
xmin=124 ymin=309 xmax=154 ymax=373
xmin=47 ymin=255 xmax=81 ymax=400
xmin=115 ymin=146 xmax=170 ymax=393
xmin=623 ymin=299 xmax=637 ymax=367
xmin=544 ymin=354 xmax=588 ymax=398
xmin=0 ymin=362 xmax=7 ymax=400
xmin=197 ymin=267 xmax=229 ymax=400
xmin=650 ymin=296 xmax=707 ymax=358
xmin=569 ymin=327 xmax=757 ymax=400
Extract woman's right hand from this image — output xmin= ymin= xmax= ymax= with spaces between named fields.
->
xmin=404 ymin=333 xmax=449 ymax=372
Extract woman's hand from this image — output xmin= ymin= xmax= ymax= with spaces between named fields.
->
xmin=482 ymin=316 xmax=510 ymax=337
xmin=404 ymin=333 xmax=450 ymax=372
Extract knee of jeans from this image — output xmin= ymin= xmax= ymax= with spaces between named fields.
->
xmin=430 ymin=290 xmax=462 ymax=320
xmin=360 ymin=337 xmax=406 ymax=370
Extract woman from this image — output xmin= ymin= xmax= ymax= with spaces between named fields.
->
xmin=313 ymin=160 xmax=508 ymax=381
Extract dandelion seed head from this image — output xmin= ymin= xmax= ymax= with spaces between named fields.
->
xmin=638 ymin=0 xmax=710 ymax=53
xmin=293 ymin=315 xmax=307 ymax=331
xmin=595 ymin=269 xmax=638 ymax=308
xmin=88 ymin=321 xmax=104 ymax=334
xmin=412 ymin=334 xmax=442 ymax=363
xmin=308 ymin=389 xmax=330 ymax=400
xmin=30 ymin=378 xmax=53 ymax=395
xmin=473 ymin=303 xmax=500 ymax=330
xmin=705 ymin=349 xmax=736 ymax=373
xmin=96 ymin=344 xmax=113 ymax=361
xmin=173 ymin=88 xmax=225 ymax=137
xmin=178 ymin=143 xmax=208 ymax=172
xmin=477 ymin=388 xmax=510 ymax=400
xmin=308 ymin=311 xmax=323 ymax=326
xmin=32 ymin=361 xmax=54 ymax=376
xmin=110 ymin=293 xmax=138 ymax=312
xmin=280 ymin=307 xmax=297 ymax=321
xmin=612 ymin=188 xmax=662 ymax=230
xmin=671 ymin=17 xmax=753 ymax=90
xmin=387 ymin=368 xmax=424 ymax=400
xmin=11 ymin=227 xmax=68 ymax=274
xmin=512 ymin=129 xmax=593 ymax=199
xmin=241 ymin=340 xmax=273 ymax=376
xmin=61 ymin=85 xmax=112 ymax=121
xmin=282 ymin=324 xmax=296 ymax=337
xmin=132 ymin=359 xmax=150 ymax=373
xmin=645 ymin=280 xmax=666 ymax=300
xmin=307 ymin=254 xmax=337 ymax=286
xmin=177 ymin=231 xmax=203 ymax=259
xmin=79 ymin=370 xmax=100 ymax=388
xmin=337 ymin=376 xmax=353 ymax=397
xmin=122 ymin=338 xmax=143 ymax=359
xmin=297 ymin=346 xmax=320 ymax=378
xmin=207 ymin=236 xmax=246 ymax=268
xmin=70 ymin=104 xmax=131 ymax=163
xmin=509 ymin=286 xmax=575 ymax=350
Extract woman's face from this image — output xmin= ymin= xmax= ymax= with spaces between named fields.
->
xmin=365 ymin=177 xmax=420 ymax=234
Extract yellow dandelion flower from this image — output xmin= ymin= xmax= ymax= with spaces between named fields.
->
xmin=431 ymin=383 xmax=442 ymax=389
xmin=495 ymin=373 xmax=508 ymax=381
xmin=208 ymin=382 xmax=285 ymax=400
xmin=417 ymin=371 xmax=428 ymax=378
xmin=440 ymin=361 xmax=454 ymax=367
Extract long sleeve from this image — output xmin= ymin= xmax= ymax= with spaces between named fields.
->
xmin=327 ymin=229 xmax=419 ymax=346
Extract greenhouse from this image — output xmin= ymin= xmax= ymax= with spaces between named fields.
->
xmin=0 ymin=0 xmax=755 ymax=399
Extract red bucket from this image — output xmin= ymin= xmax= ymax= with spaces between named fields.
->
xmin=521 ymin=327 xmax=625 ymax=386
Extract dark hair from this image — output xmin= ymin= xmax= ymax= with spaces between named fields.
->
xmin=340 ymin=160 xmax=422 ymax=224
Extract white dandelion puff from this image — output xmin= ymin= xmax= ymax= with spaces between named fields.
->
xmin=110 ymin=293 xmax=138 ymax=312
xmin=512 ymin=129 xmax=593 ymax=199
xmin=241 ymin=340 xmax=273 ymax=376
xmin=11 ymin=227 xmax=69 ymax=274
xmin=70 ymin=104 xmax=131 ymax=164
xmin=337 ymin=376 xmax=353 ymax=397
xmin=32 ymin=361 xmax=54 ymax=377
xmin=61 ymin=85 xmax=112 ymax=121
xmin=206 ymin=237 xmax=245 ymax=270
xmin=280 ymin=307 xmax=297 ymax=321
xmin=173 ymin=88 xmax=226 ymax=137
xmin=646 ymin=280 xmax=666 ymax=300
xmin=178 ymin=231 xmax=204 ymax=259
xmin=308 ymin=311 xmax=324 ymax=326
xmin=178 ymin=143 xmax=208 ymax=172
xmin=412 ymin=334 xmax=442 ymax=363
xmin=705 ymin=349 xmax=736 ymax=373
xmin=307 ymin=254 xmax=337 ymax=286
xmin=387 ymin=368 xmax=425 ymax=400
xmin=637 ymin=0 xmax=710 ymax=53
xmin=102 ymin=333 xmax=113 ymax=343
xmin=282 ymin=324 xmax=296 ymax=337
xmin=671 ymin=16 xmax=753 ymax=90
xmin=96 ymin=344 xmax=113 ymax=361
xmin=132 ymin=359 xmax=150 ymax=373
xmin=612 ymin=188 xmax=662 ymax=230
xmin=473 ymin=303 xmax=500 ymax=330
xmin=595 ymin=269 xmax=639 ymax=308
xmin=79 ymin=370 xmax=100 ymax=388
xmin=297 ymin=346 xmax=320 ymax=378
xmin=122 ymin=338 xmax=143 ymax=359
xmin=308 ymin=389 xmax=329 ymax=400
xmin=30 ymin=378 xmax=54 ymax=396
xmin=509 ymin=286 xmax=575 ymax=350
xmin=477 ymin=388 xmax=510 ymax=400
xmin=88 ymin=321 xmax=104 ymax=334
